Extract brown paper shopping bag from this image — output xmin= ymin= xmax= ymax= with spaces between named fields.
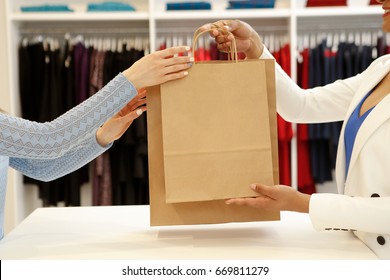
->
xmin=147 ymin=27 xmax=279 ymax=225
xmin=161 ymin=29 xmax=276 ymax=203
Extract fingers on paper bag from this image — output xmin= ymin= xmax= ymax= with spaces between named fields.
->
xmin=215 ymin=35 xmax=231 ymax=44
xmin=165 ymin=56 xmax=194 ymax=67
xmin=163 ymin=71 xmax=189 ymax=83
xmin=252 ymin=183 xmax=278 ymax=199
xmin=138 ymin=88 xmax=147 ymax=95
xmin=164 ymin=63 xmax=192 ymax=76
xmin=134 ymin=97 xmax=147 ymax=109
xmin=215 ymin=19 xmax=238 ymax=31
xmin=162 ymin=46 xmax=191 ymax=58
xmin=226 ymin=197 xmax=257 ymax=208
xmin=136 ymin=108 xmax=144 ymax=116
xmin=214 ymin=40 xmax=232 ymax=52
xmin=129 ymin=107 xmax=146 ymax=120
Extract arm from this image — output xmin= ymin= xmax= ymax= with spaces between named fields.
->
xmin=310 ymin=193 xmax=390 ymax=234
xmin=260 ymin=47 xmax=361 ymax=123
xmin=8 ymin=87 xmax=147 ymax=181
xmin=201 ymin=20 xmax=366 ymax=123
xmin=225 ymin=183 xmax=310 ymax=213
xmin=203 ymin=20 xmax=390 ymax=236
xmin=3 ymin=73 xmax=134 ymax=181
xmin=226 ymin=183 xmax=390 ymax=235
xmin=0 ymin=73 xmax=135 ymax=160
xmin=2 ymin=46 xmax=193 ymax=180
xmin=9 ymin=132 xmax=109 ymax=182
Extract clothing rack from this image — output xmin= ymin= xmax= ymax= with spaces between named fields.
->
xmin=298 ymin=25 xmax=381 ymax=33
xmin=19 ymin=27 xmax=150 ymax=53
xmin=19 ymin=27 xmax=150 ymax=35
xmin=297 ymin=16 xmax=381 ymax=31
xmin=298 ymin=30 xmax=385 ymax=47
xmin=17 ymin=32 xmax=150 ymax=207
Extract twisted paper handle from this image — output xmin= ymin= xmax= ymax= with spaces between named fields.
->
xmin=192 ymin=24 xmax=238 ymax=63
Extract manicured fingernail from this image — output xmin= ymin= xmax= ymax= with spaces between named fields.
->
xmin=185 ymin=46 xmax=190 ymax=51
xmin=183 ymin=71 xmax=189 ymax=76
xmin=189 ymin=57 xmax=194 ymax=62
xmin=136 ymin=109 xmax=143 ymax=116
xmin=224 ymin=25 xmax=231 ymax=31
xmin=250 ymin=184 xmax=256 ymax=190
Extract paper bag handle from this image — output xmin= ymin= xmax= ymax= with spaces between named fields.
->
xmin=192 ymin=24 xmax=238 ymax=63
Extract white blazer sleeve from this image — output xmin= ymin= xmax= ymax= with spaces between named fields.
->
xmin=310 ymin=193 xmax=390 ymax=234
xmin=260 ymin=46 xmax=364 ymax=123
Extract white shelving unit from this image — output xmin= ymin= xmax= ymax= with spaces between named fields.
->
xmin=4 ymin=0 xmax=383 ymax=231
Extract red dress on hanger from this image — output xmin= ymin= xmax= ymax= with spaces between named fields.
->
xmin=273 ymin=44 xmax=293 ymax=186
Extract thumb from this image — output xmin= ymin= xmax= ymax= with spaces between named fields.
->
xmin=222 ymin=19 xmax=240 ymax=32
xmin=250 ymin=183 xmax=262 ymax=195
xmin=250 ymin=183 xmax=274 ymax=197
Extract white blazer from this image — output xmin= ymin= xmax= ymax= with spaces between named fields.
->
xmin=262 ymin=47 xmax=390 ymax=259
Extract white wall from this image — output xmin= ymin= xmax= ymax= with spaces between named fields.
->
xmin=0 ymin=1 xmax=16 ymax=235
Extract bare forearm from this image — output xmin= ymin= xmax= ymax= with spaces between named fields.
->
xmin=293 ymin=192 xmax=311 ymax=213
xmin=245 ymin=31 xmax=264 ymax=59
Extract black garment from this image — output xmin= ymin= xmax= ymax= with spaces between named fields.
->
xmin=105 ymin=47 xmax=149 ymax=205
xmin=18 ymin=38 xmax=149 ymax=207
xmin=60 ymin=40 xmax=90 ymax=206
xmin=308 ymin=42 xmax=333 ymax=184
xmin=305 ymin=39 xmax=377 ymax=185
xmin=19 ymin=42 xmax=45 ymax=122
xmin=18 ymin=40 xmax=89 ymax=206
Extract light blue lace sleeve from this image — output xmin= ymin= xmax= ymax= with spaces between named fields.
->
xmin=9 ymin=134 xmax=111 ymax=181
xmin=1 ymin=73 xmax=137 ymax=181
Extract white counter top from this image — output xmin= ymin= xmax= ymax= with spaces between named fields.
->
xmin=0 ymin=205 xmax=377 ymax=259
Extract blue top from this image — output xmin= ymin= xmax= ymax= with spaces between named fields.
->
xmin=344 ymin=90 xmax=375 ymax=177
xmin=87 ymin=2 xmax=136 ymax=12
xmin=0 ymin=73 xmax=136 ymax=239
xmin=21 ymin=5 xmax=74 ymax=12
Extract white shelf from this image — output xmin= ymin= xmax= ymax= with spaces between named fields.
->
xmin=154 ymin=9 xmax=290 ymax=20
xmin=9 ymin=12 xmax=149 ymax=21
xmin=296 ymin=6 xmax=382 ymax=17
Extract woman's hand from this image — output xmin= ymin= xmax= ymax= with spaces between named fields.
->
xmin=122 ymin=46 xmax=194 ymax=89
xmin=226 ymin=183 xmax=311 ymax=213
xmin=200 ymin=20 xmax=264 ymax=59
xmin=96 ymin=88 xmax=147 ymax=147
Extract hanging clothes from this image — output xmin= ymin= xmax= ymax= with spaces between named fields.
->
xmin=297 ymin=30 xmax=383 ymax=187
xmin=18 ymin=39 xmax=89 ymax=206
xmin=89 ymin=47 xmax=112 ymax=206
xmin=18 ymin=34 xmax=149 ymax=206
xmin=297 ymin=48 xmax=316 ymax=194
xmin=106 ymin=45 xmax=149 ymax=206
xmin=272 ymin=44 xmax=293 ymax=186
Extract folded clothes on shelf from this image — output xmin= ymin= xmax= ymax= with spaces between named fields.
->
xmin=166 ymin=2 xmax=212 ymax=10
xmin=87 ymin=1 xmax=136 ymax=11
xmin=226 ymin=0 xmax=275 ymax=9
xmin=20 ymin=4 xmax=74 ymax=12
xmin=305 ymin=0 xmax=347 ymax=7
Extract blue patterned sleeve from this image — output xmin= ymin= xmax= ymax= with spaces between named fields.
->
xmin=1 ymin=73 xmax=137 ymax=181
xmin=9 ymin=134 xmax=111 ymax=181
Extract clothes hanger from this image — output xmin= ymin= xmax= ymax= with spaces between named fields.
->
xmin=269 ymin=33 xmax=275 ymax=53
xmin=332 ymin=32 xmax=339 ymax=53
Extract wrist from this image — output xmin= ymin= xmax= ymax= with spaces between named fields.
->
xmin=245 ymin=32 xmax=264 ymax=59
xmin=122 ymin=67 xmax=141 ymax=89
xmin=96 ymin=126 xmax=111 ymax=147
xmin=295 ymin=192 xmax=311 ymax=213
